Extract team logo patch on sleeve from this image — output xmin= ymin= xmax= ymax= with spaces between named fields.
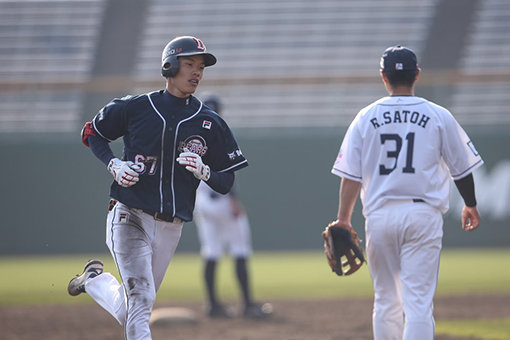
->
xmin=202 ymin=120 xmax=212 ymax=129
xmin=228 ymin=149 xmax=243 ymax=160
xmin=467 ymin=141 xmax=479 ymax=156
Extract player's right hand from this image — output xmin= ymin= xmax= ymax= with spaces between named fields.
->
xmin=107 ymin=158 xmax=142 ymax=188
xmin=176 ymin=151 xmax=211 ymax=181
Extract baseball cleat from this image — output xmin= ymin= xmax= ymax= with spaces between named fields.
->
xmin=67 ymin=259 xmax=103 ymax=296
xmin=243 ymin=302 xmax=273 ymax=319
xmin=207 ymin=303 xmax=233 ymax=318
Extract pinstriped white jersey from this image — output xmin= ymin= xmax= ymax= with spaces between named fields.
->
xmin=332 ymin=96 xmax=483 ymax=216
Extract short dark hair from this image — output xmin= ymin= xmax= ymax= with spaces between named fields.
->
xmin=382 ymin=69 xmax=418 ymax=87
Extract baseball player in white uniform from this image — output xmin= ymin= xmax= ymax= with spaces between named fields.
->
xmin=193 ymin=94 xmax=272 ymax=319
xmin=331 ymin=46 xmax=483 ymax=340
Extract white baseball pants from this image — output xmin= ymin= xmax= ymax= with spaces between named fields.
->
xmin=365 ymin=200 xmax=443 ymax=340
xmin=194 ymin=211 xmax=252 ymax=260
xmin=85 ymin=202 xmax=183 ymax=340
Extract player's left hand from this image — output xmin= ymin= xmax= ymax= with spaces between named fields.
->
xmin=177 ymin=151 xmax=211 ymax=181
xmin=461 ymin=205 xmax=480 ymax=231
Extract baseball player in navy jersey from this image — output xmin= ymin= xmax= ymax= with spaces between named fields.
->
xmin=331 ymin=46 xmax=483 ymax=340
xmin=67 ymin=36 xmax=247 ymax=339
xmin=194 ymin=94 xmax=272 ymax=319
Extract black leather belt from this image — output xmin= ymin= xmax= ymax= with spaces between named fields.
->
xmin=413 ymin=199 xmax=425 ymax=203
xmin=142 ymin=210 xmax=183 ymax=223
xmin=108 ymin=199 xmax=182 ymax=223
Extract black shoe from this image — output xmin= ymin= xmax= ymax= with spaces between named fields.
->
xmin=207 ymin=303 xmax=233 ymax=318
xmin=243 ymin=303 xmax=273 ymax=319
xmin=67 ymin=259 xmax=103 ymax=296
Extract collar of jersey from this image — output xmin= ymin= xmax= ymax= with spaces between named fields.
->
xmin=162 ymin=89 xmax=192 ymax=106
xmin=380 ymin=95 xmax=425 ymax=105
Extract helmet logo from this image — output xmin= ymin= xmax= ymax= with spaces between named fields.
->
xmin=193 ymin=38 xmax=206 ymax=51
xmin=167 ymin=47 xmax=182 ymax=56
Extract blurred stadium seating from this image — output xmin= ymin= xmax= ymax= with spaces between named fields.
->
xmin=136 ymin=0 xmax=437 ymax=127
xmin=0 ymin=0 xmax=105 ymax=133
xmin=451 ymin=0 xmax=510 ymax=125
xmin=0 ymin=0 xmax=508 ymax=132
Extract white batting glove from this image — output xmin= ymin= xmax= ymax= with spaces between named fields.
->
xmin=176 ymin=151 xmax=210 ymax=181
xmin=107 ymin=158 xmax=142 ymax=188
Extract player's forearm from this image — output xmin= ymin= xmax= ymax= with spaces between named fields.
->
xmin=206 ymin=171 xmax=235 ymax=194
xmin=88 ymin=134 xmax=115 ymax=166
xmin=337 ymin=178 xmax=361 ymax=223
xmin=454 ymin=173 xmax=477 ymax=207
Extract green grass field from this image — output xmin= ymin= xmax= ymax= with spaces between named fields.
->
xmin=0 ymin=248 xmax=509 ymax=339
xmin=1 ymin=248 xmax=509 ymax=305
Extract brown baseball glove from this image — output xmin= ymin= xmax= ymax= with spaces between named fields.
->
xmin=322 ymin=221 xmax=365 ymax=276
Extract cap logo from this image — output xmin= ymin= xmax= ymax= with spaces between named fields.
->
xmin=396 ymin=63 xmax=403 ymax=70
xmin=194 ymin=38 xmax=206 ymax=51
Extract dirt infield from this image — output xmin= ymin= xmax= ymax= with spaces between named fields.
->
xmin=1 ymin=294 xmax=508 ymax=340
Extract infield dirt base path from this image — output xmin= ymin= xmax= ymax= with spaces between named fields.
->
xmin=1 ymin=295 xmax=508 ymax=340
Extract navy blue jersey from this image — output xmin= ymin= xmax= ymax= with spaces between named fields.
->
xmin=90 ymin=90 xmax=248 ymax=221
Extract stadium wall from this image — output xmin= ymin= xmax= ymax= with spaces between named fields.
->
xmin=0 ymin=125 xmax=509 ymax=255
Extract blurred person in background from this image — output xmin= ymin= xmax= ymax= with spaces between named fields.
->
xmin=194 ymin=93 xmax=273 ymax=319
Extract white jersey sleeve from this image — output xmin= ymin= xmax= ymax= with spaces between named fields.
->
xmin=332 ymin=96 xmax=483 ymax=216
xmin=437 ymin=104 xmax=483 ymax=180
xmin=331 ymin=114 xmax=363 ymax=182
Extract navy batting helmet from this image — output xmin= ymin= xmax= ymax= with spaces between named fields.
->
xmin=161 ymin=36 xmax=217 ymax=78
xmin=203 ymin=93 xmax=222 ymax=114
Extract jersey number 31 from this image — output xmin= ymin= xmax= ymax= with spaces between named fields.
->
xmin=379 ymin=132 xmax=416 ymax=175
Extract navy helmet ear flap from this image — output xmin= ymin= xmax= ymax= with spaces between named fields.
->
xmin=161 ymin=55 xmax=179 ymax=78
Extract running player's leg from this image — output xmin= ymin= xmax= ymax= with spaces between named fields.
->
xmin=152 ymin=221 xmax=183 ymax=291
xmin=85 ymin=272 xmax=126 ymax=325
xmin=108 ymin=203 xmax=156 ymax=339
xmin=85 ymin=203 xmax=127 ymax=325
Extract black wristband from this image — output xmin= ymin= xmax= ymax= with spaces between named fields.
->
xmin=454 ymin=173 xmax=477 ymax=207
